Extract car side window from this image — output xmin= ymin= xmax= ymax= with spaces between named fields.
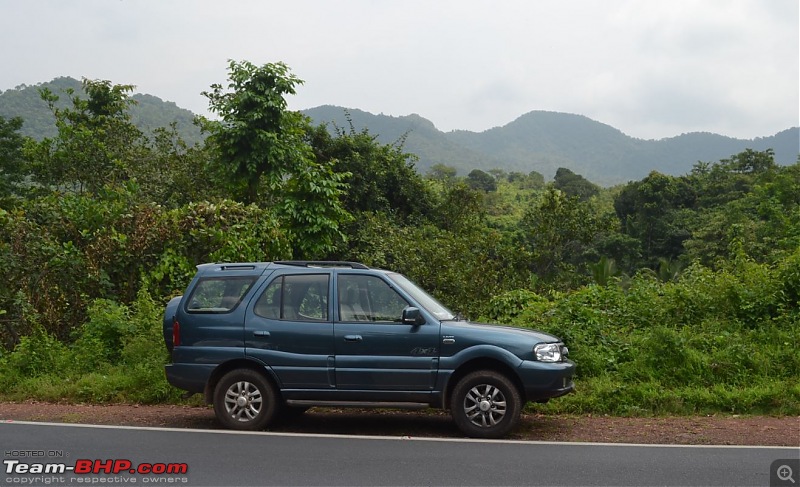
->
xmin=186 ymin=277 xmax=256 ymax=313
xmin=338 ymin=274 xmax=409 ymax=322
xmin=254 ymin=274 xmax=329 ymax=321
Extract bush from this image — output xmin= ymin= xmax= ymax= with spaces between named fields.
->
xmin=510 ymin=256 xmax=799 ymax=415
xmin=0 ymin=292 xmax=183 ymax=404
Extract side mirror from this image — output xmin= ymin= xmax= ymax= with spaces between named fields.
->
xmin=401 ymin=307 xmax=426 ymax=326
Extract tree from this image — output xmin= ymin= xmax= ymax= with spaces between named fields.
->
xmin=427 ymin=163 xmax=457 ymax=182
xmin=26 ymin=79 xmax=144 ymax=194
xmin=520 ymin=188 xmax=603 ymax=282
xmin=307 ymin=123 xmax=433 ymax=221
xmin=726 ymin=148 xmax=777 ymax=175
xmin=614 ymin=171 xmax=696 ymax=266
xmin=278 ymin=156 xmax=351 ymax=258
xmin=202 ymin=60 xmax=308 ymax=204
xmin=134 ymin=123 xmax=222 ymax=207
xmin=0 ymin=115 xmax=26 ymax=204
xmin=684 ymin=160 xmax=799 ymax=266
xmin=553 ymin=167 xmax=599 ymax=201
xmin=202 ymin=60 xmax=350 ymax=257
xmin=488 ymin=168 xmax=507 ymax=181
xmin=467 ymin=169 xmax=496 ymax=192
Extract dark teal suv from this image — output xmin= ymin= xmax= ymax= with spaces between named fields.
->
xmin=163 ymin=261 xmax=574 ymax=438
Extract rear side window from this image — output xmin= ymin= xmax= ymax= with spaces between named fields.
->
xmin=254 ymin=274 xmax=329 ymax=321
xmin=186 ymin=277 xmax=256 ymax=313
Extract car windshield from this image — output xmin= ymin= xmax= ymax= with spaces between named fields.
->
xmin=387 ymin=273 xmax=455 ymax=320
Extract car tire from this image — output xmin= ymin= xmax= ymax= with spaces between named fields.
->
xmin=213 ymin=369 xmax=280 ymax=431
xmin=450 ymin=370 xmax=522 ymax=439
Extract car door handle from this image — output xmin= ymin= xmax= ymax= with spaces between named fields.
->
xmin=343 ymin=335 xmax=363 ymax=342
xmin=253 ymin=331 xmax=271 ymax=337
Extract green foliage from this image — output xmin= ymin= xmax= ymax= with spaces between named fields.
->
xmin=0 ymin=77 xmax=203 ymax=145
xmin=200 ymin=61 xmax=350 ymax=256
xmin=0 ymin=115 xmax=27 ymax=205
xmin=553 ymin=167 xmax=599 ymax=201
xmin=685 ymin=159 xmax=799 ymax=266
xmin=0 ymin=292 xmax=183 ymax=403
xmin=345 ymin=211 xmax=527 ymax=318
xmin=0 ymin=190 xmax=292 ymax=344
xmin=170 ymin=200 xmax=291 ymax=264
xmin=427 ymin=163 xmax=457 ymax=182
xmin=308 ymin=122 xmax=433 ymax=221
xmin=614 ymin=171 xmax=696 ymax=267
xmin=501 ymin=256 xmax=799 ymax=415
xmin=590 ymin=256 xmax=620 ymax=286
xmin=1 ymin=326 xmax=69 ymax=379
xmin=26 ymin=79 xmax=145 ymax=194
xmin=134 ymin=123 xmax=220 ymax=207
xmin=71 ymin=299 xmax=133 ymax=368
xmin=278 ymin=158 xmax=350 ymax=258
xmin=485 ymin=289 xmax=550 ymax=323
xmin=466 ymin=169 xmax=497 ymax=192
xmin=519 ymin=188 xmax=609 ymax=285
xmin=202 ymin=60 xmax=307 ymax=203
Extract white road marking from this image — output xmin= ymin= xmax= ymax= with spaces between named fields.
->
xmin=2 ymin=420 xmax=796 ymax=449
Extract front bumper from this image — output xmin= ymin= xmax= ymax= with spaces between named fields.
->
xmin=517 ymin=359 xmax=576 ymax=402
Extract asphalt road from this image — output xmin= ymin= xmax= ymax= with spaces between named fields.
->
xmin=1 ymin=421 xmax=797 ymax=486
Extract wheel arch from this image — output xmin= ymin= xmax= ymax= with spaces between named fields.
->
xmin=443 ymin=358 xmax=525 ymax=410
xmin=203 ymin=359 xmax=280 ymax=404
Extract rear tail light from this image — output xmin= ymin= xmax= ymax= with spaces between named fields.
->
xmin=172 ymin=318 xmax=181 ymax=347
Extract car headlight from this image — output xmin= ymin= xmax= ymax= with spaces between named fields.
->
xmin=534 ymin=343 xmax=563 ymax=362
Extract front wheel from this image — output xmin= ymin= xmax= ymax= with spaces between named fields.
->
xmin=213 ymin=369 xmax=280 ymax=431
xmin=450 ymin=370 xmax=522 ymax=439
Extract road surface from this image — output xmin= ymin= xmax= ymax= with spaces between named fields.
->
xmin=1 ymin=421 xmax=796 ymax=486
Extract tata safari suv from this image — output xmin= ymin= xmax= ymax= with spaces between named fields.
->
xmin=163 ymin=261 xmax=574 ymax=438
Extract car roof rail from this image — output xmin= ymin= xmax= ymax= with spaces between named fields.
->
xmin=274 ymin=260 xmax=369 ymax=270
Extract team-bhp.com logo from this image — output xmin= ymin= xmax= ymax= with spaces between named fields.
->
xmin=5 ymin=458 xmax=188 ymax=482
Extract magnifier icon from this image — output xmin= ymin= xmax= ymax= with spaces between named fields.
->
xmin=778 ymin=465 xmax=796 ymax=484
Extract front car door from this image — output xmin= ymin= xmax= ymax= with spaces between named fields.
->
xmin=333 ymin=272 xmax=440 ymax=393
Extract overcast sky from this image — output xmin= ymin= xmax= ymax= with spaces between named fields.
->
xmin=1 ymin=0 xmax=797 ymax=140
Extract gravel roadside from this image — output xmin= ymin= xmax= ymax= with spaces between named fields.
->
xmin=1 ymin=401 xmax=797 ymax=446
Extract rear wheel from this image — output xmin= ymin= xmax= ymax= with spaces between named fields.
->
xmin=450 ymin=370 xmax=522 ymax=439
xmin=213 ymin=369 xmax=280 ymax=431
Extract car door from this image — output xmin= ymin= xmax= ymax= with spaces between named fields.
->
xmin=333 ymin=272 xmax=440 ymax=391
xmin=245 ymin=271 xmax=335 ymax=390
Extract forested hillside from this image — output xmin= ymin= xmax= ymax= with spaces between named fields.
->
xmin=0 ymin=63 xmax=797 ymax=415
xmin=2 ymin=78 xmax=796 ymax=185
xmin=0 ymin=77 xmax=203 ymax=146
xmin=304 ymin=105 xmax=799 ymax=184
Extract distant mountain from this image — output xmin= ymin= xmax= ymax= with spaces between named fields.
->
xmin=302 ymin=106 xmax=799 ymax=185
xmin=0 ymin=77 xmax=203 ymax=146
xmin=1 ymin=78 xmax=796 ymax=185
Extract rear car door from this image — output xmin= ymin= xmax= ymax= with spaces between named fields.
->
xmin=245 ymin=271 xmax=335 ymax=390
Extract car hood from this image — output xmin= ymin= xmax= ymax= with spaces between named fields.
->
xmin=441 ymin=320 xmax=561 ymax=344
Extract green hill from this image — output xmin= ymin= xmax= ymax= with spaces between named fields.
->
xmin=2 ymin=78 xmax=797 ymax=185
xmin=0 ymin=77 xmax=203 ymax=146
xmin=302 ymin=106 xmax=799 ymax=185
